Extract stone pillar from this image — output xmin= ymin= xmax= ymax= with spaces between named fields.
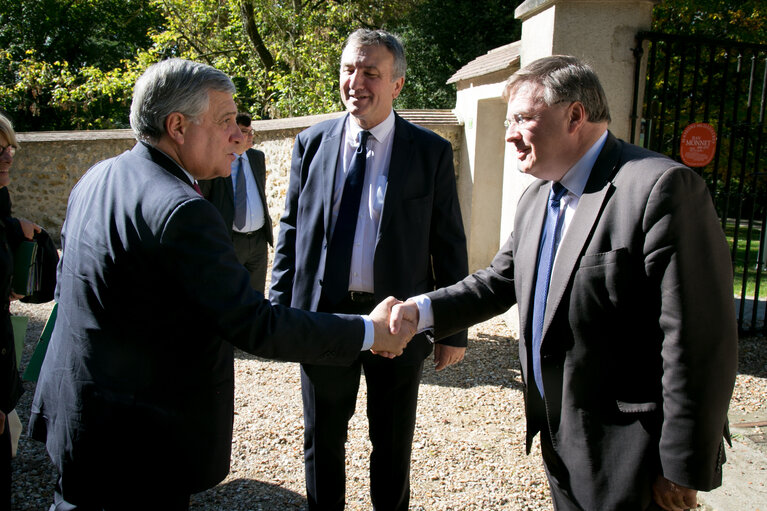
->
xmin=515 ymin=0 xmax=656 ymax=140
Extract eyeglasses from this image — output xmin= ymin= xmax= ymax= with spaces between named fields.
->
xmin=504 ymin=100 xmax=572 ymax=130
xmin=503 ymin=113 xmax=534 ymax=131
xmin=0 ymin=143 xmax=16 ymax=157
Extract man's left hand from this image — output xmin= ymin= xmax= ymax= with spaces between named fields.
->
xmin=434 ymin=345 xmax=465 ymax=371
xmin=652 ymin=475 xmax=697 ymax=511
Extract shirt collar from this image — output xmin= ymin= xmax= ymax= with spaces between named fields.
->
xmin=559 ymin=130 xmax=608 ymax=198
xmin=346 ymin=110 xmax=395 ymax=145
xmin=150 ymin=144 xmax=198 ymax=186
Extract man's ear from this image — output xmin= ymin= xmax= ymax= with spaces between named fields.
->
xmin=391 ymin=76 xmax=405 ymax=100
xmin=164 ymin=112 xmax=187 ymax=145
xmin=568 ymin=102 xmax=588 ymax=133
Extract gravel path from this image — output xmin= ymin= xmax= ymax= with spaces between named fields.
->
xmin=8 ymin=300 xmax=767 ymax=510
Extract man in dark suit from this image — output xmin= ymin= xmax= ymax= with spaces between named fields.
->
xmin=391 ymin=56 xmax=738 ymax=511
xmin=270 ymin=29 xmax=468 ymax=510
xmin=199 ymin=112 xmax=273 ymax=293
xmin=27 ymin=58 xmax=414 ymax=510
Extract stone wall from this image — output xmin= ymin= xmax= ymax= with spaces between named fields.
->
xmin=11 ymin=111 xmax=463 ymax=245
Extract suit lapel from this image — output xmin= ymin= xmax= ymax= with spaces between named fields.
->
xmin=378 ymin=113 xmax=411 ymax=240
xmin=543 ymin=133 xmax=622 ymax=337
xmin=321 ymin=115 xmax=348 ymax=235
xmin=246 ymin=148 xmax=265 ymax=212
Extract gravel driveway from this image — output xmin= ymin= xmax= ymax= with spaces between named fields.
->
xmin=9 ymin=300 xmax=766 ymax=510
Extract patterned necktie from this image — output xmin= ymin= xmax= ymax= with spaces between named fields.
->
xmin=322 ymin=130 xmax=371 ymax=307
xmin=192 ymin=182 xmax=202 ymax=195
xmin=531 ymin=182 xmax=568 ymax=398
xmin=234 ymin=155 xmax=247 ymax=230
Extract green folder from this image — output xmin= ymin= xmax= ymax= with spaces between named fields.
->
xmin=10 ymin=315 xmax=28 ymax=366
xmin=22 ymin=303 xmax=57 ymax=382
xmin=12 ymin=240 xmax=39 ymax=296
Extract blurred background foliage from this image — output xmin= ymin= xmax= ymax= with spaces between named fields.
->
xmin=0 ymin=0 xmax=762 ymax=131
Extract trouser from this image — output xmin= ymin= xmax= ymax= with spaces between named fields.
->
xmin=50 ymin=476 xmax=190 ymax=511
xmin=1 ymin=420 xmax=11 ymax=507
xmin=232 ymin=228 xmax=269 ymax=294
xmin=302 ymin=294 xmax=424 ymax=510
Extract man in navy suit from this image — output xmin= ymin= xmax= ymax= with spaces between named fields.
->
xmin=199 ymin=112 xmax=273 ymax=293
xmin=28 ymin=58 xmax=414 ymax=510
xmin=270 ymin=29 xmax=468 ymax=510
xmin=391 ymin=56 xmax=737 ymax=510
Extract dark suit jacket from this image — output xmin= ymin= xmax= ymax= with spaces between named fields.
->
xmin=28 ymin=143 xmax=366 ymax=499
xmin=426 ymin=133 xmax=737 ymax=508
xmin=270 ymin=112 xmax=468 ymax=364
xmin=199 ymin=147 xmax=273 ymax=245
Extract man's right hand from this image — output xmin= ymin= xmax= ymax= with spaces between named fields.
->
xmin=369 ymin=296 xmax=417 ymax=357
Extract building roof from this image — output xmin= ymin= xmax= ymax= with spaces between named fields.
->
xmin=447 ymin=41 xmax=521 ymax=84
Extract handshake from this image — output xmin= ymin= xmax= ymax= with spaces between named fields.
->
xmin=368 ymin=297 xmax=421 ymax=358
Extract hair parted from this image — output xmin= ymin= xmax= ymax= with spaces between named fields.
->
xmin=130 ymin=58 xmax=236 ymax=143
xmin=344 ymin=28 xmax=407 ymax=80
xmin=503 ymin=55 xmax=611 ymax=123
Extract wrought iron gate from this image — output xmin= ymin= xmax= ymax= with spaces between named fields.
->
xmin=631 ymin=31 xmax=767 ymax=335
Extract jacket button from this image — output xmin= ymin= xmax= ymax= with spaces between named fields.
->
xmin=1 ymin=348 xmax=6 ymax=356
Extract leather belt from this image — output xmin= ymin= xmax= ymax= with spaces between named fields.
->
xmin=348 ymin=291 xmax=375 ymax=304
xmin=232 ymin=228 xmax=263 ymax=238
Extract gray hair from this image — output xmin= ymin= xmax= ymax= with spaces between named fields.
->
xmin=503 ymin=55 xmax=611 ymax=123
xmin=130 ymin=58 xmax=236 ymax=143
xmin=0 ymin=113 xmax=19 ymax=148
xmin=344 ymin=29 xmax=407 ymax=80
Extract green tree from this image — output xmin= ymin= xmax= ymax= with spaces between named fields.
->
xmin=0 ymin=0 xmax=164 ymax=130
xmin=652 ymin=0 xmax=766 ymax=43
xmin=393 ymin=0 xmax=521 ymax=109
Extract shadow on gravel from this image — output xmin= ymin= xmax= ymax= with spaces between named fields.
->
xmin=191 ymin=478 xmax=307 ymax=509
xmin=737 ymin=336 xmax=767 ymax=378
xmin=420 ymin=333 xmax=524 ymax=391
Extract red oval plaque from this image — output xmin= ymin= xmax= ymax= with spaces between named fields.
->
xmin=680 ymin=122 xmax=717 ymax=167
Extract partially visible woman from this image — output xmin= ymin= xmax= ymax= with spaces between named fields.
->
xmin=0 ymin=113 xmax=38 ymax=506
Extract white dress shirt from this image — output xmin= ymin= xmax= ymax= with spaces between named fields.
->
xmin=232 ymin=151 xmax=266 ymax=233
xmin=329 ymin=110 xmax=396 ymax=294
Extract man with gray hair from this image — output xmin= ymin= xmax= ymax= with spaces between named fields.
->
xmin=270 ymin=28 xmax=468 ymax=510
xmin=28 ymin=58 xmax=415 ymax=510
xmin=391 ymin=55 xmax=737 ymax=510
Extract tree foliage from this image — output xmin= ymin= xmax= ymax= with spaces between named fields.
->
xmin=8 ymin=1 xmax=761 ymax=131
xmin=652 ymin=0 xmax=766 ymax=43
xmin=0 ymin=0 xmax=164 ymax=130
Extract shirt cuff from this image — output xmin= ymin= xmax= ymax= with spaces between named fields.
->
xmin=361 ymin=315 xmax=374 ymax=351
xmin=411 ymin=294 xmax=435 ymax=333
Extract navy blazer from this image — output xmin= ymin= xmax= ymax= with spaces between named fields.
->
xmin=426 ymin=133 xmax=737 ymax=508
xmin=270 ymin=113 xmax=468 ymax=364
xmin=29 ymin=142 xmax=366 ymax=497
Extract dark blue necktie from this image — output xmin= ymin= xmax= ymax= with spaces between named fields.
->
xmin=531 ymin=182 xmax=568 ymax=398
xmin=234 ymin=156 xmax=247 ymax=230
xmin=322 ymin=130 xmax=370 ymax=307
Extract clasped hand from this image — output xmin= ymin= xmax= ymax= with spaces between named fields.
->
xmin=368 ymin=297 xmax=420 ymax=358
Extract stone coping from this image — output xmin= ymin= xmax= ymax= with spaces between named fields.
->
xmin=15 ymin=109 xmax=461 ymax=142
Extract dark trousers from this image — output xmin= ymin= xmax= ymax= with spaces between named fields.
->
xmin=50 ymin=476 xmax=190 ymax=511
xmin=1 ymin=420 xmax=11 ymax=507
xmin=232 ymin=229 xmax=269 ymax=294
xmin=302 ymin=296 xmax=424 ymax=510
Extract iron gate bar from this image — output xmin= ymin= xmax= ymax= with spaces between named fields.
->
xmin=632 ymin=31 xmax=767 ymax=335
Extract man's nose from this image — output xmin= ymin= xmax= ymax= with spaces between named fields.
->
xmin=232 ymin=126 xmax=245 ymax=143
xmin=505 ymin=124 xmax=521 ymax=142
xmin=349 ymin=70 xmax=364 ymax=89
